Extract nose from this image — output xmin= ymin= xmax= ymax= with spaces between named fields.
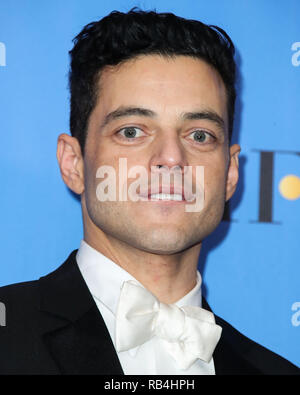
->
xmin=149 ymin=131 xmax=188 ymax=173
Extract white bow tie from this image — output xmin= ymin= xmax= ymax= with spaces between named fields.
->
xmin=115 ymin=280 xmax=222 ymax=370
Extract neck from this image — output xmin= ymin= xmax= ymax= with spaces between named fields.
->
xmin=83 ymin=215 xmax=201 ymax=304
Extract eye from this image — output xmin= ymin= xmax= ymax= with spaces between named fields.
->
xmin=117 ymin=126 xmax=145 ymax=139
xmin=189 ymin=129 xmax=215 ymax=144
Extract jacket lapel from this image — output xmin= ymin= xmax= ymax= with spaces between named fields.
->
xmin=211 ymin=326 xmax=260 ymax=375
xmin=38 ymin=250 xmax=124 ymax=375
xmin=202 ymin=298 xmax=261 ymax=375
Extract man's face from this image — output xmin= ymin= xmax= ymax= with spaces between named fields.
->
xmin=82 ymin=55 xmax=238 ymax=254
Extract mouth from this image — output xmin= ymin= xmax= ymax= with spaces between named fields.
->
xmin=138 ymin=185 xmax=195 ymax=203
xmin=148 ymin=193 xmax=184 ymax=201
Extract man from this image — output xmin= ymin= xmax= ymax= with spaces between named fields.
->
xmin=0 ymin=9 xmax=298 ymax=375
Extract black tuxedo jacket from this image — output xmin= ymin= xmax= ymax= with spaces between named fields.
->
xmin=0 ymin=250 xmax=298 ymax=375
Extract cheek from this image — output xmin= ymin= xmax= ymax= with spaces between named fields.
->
xmin=85 ymin=141 xmax=119 ymax=180
xmin=203 ymin=157 xmax=228 ymax=200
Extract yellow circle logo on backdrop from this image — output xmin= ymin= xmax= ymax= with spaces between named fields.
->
xmin=279 ymin=175 xmax=300 ymax=200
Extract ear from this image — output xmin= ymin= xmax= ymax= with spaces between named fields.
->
xmin=225 ymin=144 xmax=241 ymax=202
xmin=56 ymin=133 xmax=84 ymax=194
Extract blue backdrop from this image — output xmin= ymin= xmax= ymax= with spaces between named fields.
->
xmin=1 ymin=0 xmax=299 ymax=367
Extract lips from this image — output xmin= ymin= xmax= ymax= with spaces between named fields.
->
xmin=139 ymin=185 xmax=194 ymax=202
xmin=149 ymin=193 xmax=183 ymax=201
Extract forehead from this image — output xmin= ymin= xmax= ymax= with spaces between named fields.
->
xmin=94 ymin=55 xmax=228 ymax=126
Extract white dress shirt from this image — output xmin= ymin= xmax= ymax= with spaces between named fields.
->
xmin=76 ymin=239 xmax=216 ymax=375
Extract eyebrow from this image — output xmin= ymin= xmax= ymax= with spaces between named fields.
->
xmin=100 ymin=106 xmax=225 ymax=133
xmin=100 ymin=107 xmax=156 ymax=129
xmin=181 ymin=110 xmax=225 ymax=133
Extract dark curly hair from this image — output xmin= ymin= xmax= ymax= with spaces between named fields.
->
xmin=69 ymin=8 xmax=236 ymax=153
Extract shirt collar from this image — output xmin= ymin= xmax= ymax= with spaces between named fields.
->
xmin=76 ymin=239 xmax=136 ymax=315
xmin=76 ymin=239 xmax=202 ymax=316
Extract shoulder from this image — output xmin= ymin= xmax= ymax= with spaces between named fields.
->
xmin=0 ymin=279 xmax=43 ymax=372
xmin=0 ymin=252 xmax=79 ymax=374
xmin=0 ymin=250 xmax=78 ymax=321
xmin=0 ymin=279 xmax=40 ymax=324
xmin=215 ymin=313 xmax=299 ymax=375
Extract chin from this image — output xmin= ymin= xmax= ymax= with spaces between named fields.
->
xmin=138 ymin=243 xmax=185 ymax=255
xmin=128 ymin=228 xmax=197 ymax=255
